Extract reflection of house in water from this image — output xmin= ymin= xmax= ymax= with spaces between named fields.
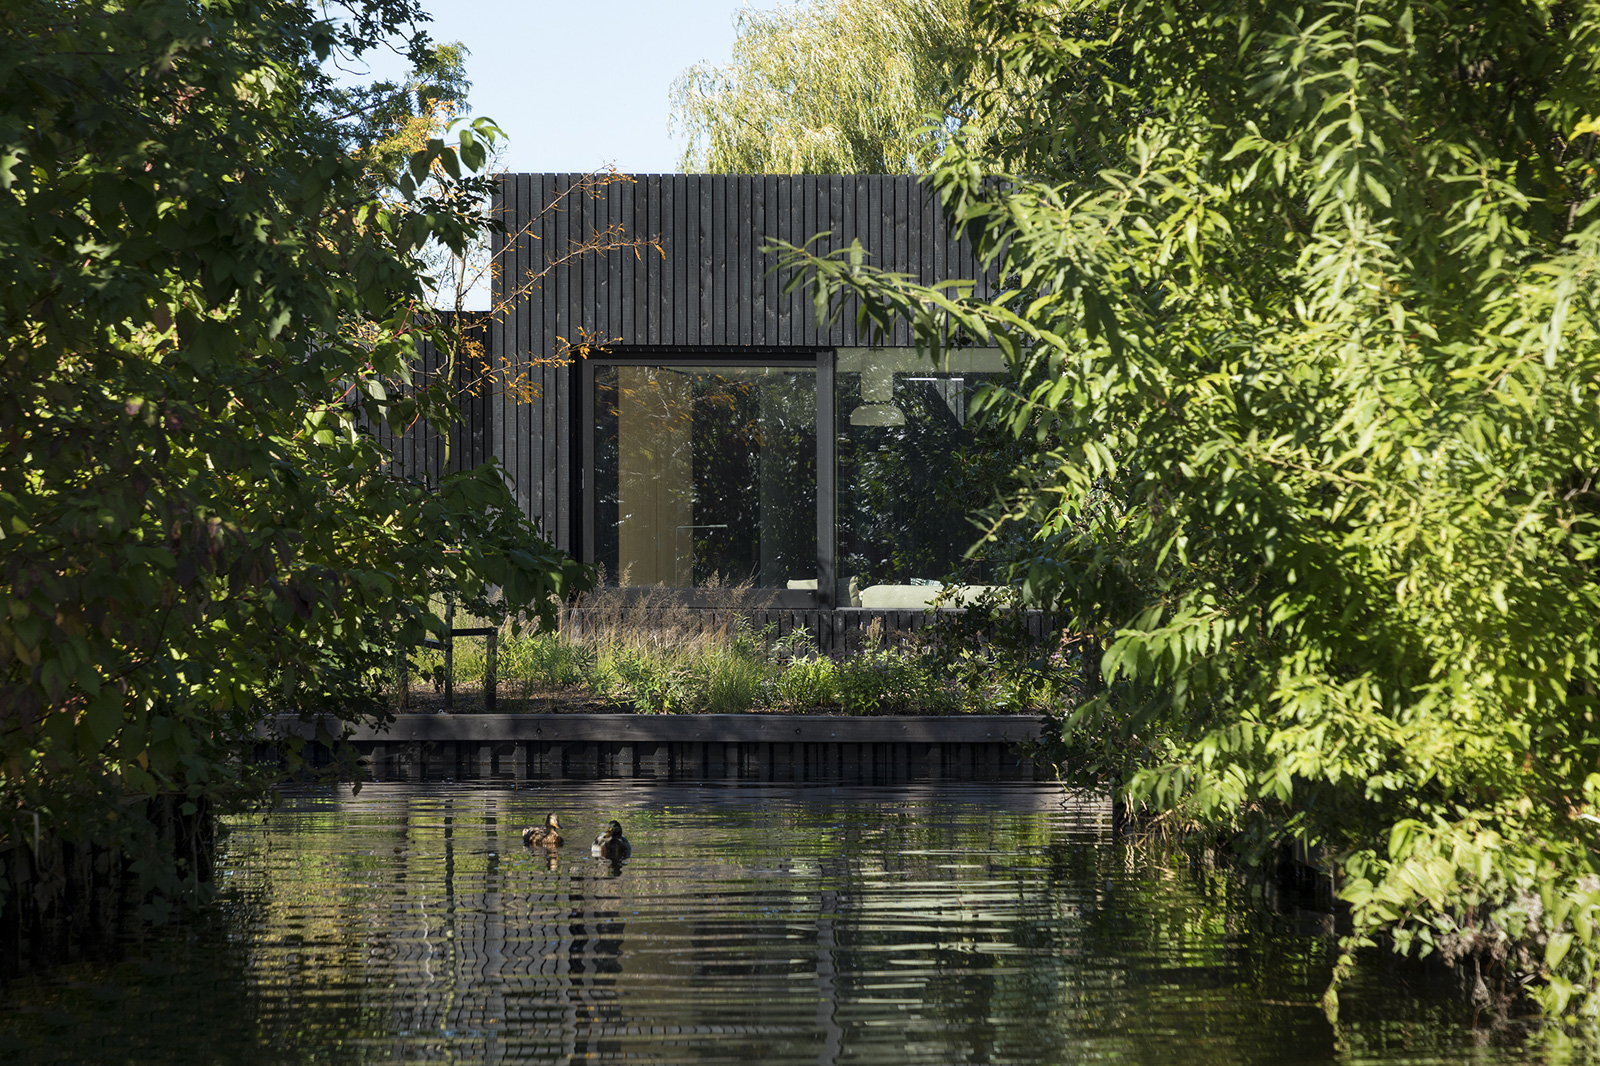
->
xmin=238 ymin=786 xmax=1099 ymax=1063
xmin=369 ymin=797 xmax=634 ymax=1062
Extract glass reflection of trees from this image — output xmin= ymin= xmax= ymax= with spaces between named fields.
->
xmin=836 ymin=371 xmax=1019 ymax=588
xmin=594 ymin=366 xmax=816 ymax=589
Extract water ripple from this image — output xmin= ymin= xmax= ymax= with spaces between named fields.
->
xmin=0 ymin=782 xmax=1552 ymax=1065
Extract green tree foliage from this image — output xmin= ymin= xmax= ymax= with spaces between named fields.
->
xmin=671 ymin=0 xmax=982 ymax=173
xmin=328 ymin=38 xmax=504 ymax=313
xmin=785 ymin=0 xmax=1600 ymax=1019
xmin=331 ymin=40 xmax=475 ymax=189
xmin=0 ymin=0 xmax=587 ymax=910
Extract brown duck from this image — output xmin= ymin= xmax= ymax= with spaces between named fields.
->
xmin=521 ymin=813 xmax=563 ymax=848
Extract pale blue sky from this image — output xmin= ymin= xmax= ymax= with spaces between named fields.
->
xmin=352 ymin=0 xmax=779 ymax=174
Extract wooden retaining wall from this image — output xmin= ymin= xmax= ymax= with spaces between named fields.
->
xmin=271 ymin=713 xmax=1051 ymax=785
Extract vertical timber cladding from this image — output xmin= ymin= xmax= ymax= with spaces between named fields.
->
xmin=369 ymin=311 xmax=491 ymax=484
xmin=489 ymin=174 xmax=985 ymax=549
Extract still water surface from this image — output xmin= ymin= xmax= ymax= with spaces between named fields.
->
xmin=0 ymin=782 xmax=1563 ymax=1064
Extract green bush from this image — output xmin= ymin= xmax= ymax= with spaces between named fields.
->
xmin=701 ymin=644 xmax=772 ymax=714
xmin=593 ymin=648 xmax=691 ymax=712
xmin=774 ymin=656 xmax=840 ymax=708
xmin=517 ymin=634 xmax=592 ymax=688
xmin=836 ymin=650 xmax=962 ymax=715
xmin=780 ymin=0 xmax=1600 ymax=1018
xmin=403 ymin=615 xmax=1062 ymax=717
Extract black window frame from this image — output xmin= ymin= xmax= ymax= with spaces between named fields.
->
xmin=579 ymin=349 xmax=834 ymax=609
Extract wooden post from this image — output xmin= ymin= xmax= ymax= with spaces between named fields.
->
xmin=484 ymin=630 xmax=498 ymax=712
xmin=443 ymin=595 xmax=455 ymax=711
xmin=682 ymin=742 xmax=704 ymax=780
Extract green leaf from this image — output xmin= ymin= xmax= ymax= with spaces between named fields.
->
xmin=1547 ymin=931 xmax=1574 ymax=970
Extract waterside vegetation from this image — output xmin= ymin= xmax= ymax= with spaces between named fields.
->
xmin=0 ymin=0 xmax=586 ymax=927
xmin=775 ymin=0 xmax=1600 ymax=1026
xmin=407 ymin=590 xmax=1075 ymax=717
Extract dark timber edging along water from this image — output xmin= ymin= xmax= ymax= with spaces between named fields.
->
xmin=268 ymin=714 xmax=1051 ymax=784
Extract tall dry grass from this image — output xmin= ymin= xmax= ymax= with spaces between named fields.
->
xmin=400 ymin=575 xmax=1064 ymax=715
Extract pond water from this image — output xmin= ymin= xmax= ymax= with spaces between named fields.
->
xmin=0 ymin=782 xmax=1562 ymax=1065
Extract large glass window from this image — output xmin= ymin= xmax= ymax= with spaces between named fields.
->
xmin=835 ymin=348 xmax=1011 ymax=605
xmin=594 ymin=365 xmax=817 ymax=589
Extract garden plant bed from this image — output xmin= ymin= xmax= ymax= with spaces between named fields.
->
xmin=402 ymin=605 xmax=1074 ymax=718
xmin=395 ymin=683 xmax=1027 ymax=717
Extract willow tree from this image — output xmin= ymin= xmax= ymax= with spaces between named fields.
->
xmin=787 ymin=0 xmax=1600 ymax=1020
xmin=0 ymin=0 xmax=586 ymax=912
xmin=671 ymin=0 xmax=983 ymax=173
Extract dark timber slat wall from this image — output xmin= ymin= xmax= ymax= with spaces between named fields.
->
xmin=490 ymin=174 xmax=986 ymax=546
xmin=370 ymin=311 xmax=490 ymax=485
xmin=272 ymin=714 xmax=1051 ymax=784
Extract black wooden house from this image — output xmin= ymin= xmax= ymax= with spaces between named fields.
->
xmin=399 ymin=174 xmax=1014 ymax=631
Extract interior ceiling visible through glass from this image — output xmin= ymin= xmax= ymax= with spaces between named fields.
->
xmin=835 ymin=348 xmax=1010 ymax=606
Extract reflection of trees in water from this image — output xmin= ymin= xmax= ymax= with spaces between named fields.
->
xmin=9 ymin=789 xmax=1493 ymax=1066
xmin=690 ymin=371 xmax=816 ymax=587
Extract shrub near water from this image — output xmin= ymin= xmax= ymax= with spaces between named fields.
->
xmin=505 ymin=636 xmax=590 ymax=690
xmin=836 ymin=649 xmax=963 ymax=715
xmin=0 ymin=0 xmax=587 ymax=915
xmin=782 ymin=0 xmax=1600 ymax=1022
xmin=417 ymin=620 xmax=1039 ymax=716
xmin=773 ymin=656 xmax=840 ymax=708
xmin=593 ymin=648 xmax=685 ymax=713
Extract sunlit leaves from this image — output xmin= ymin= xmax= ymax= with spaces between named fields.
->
xmin=671 ymin=0 xmax=984 ymax=174
xmin=0 ymin=0 xmax=586 ymax=912
xmin=785 ymin=0 xmax=1600 ymax=1020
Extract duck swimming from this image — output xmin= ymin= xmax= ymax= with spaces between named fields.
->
xmin=591 ymin=819 xmax=631 ymax=860
xmin=521 ymin=813 xmax=563 ymax=848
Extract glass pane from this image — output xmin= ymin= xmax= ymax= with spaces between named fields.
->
xmin=595 ymin=365 xmax=817 ymax=589
xmin=835 ymin=348 xmax=1012 ymax=605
